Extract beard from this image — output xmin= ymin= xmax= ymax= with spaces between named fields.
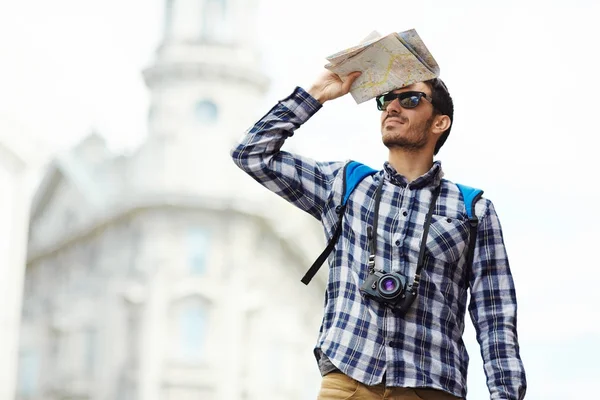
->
xmin=382 ymin=114 xmax=434 ymax=152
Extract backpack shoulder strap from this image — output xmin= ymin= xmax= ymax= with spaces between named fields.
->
xmin=456 ymin=183 xmax=484 ymax=280
xmin=456 ymin=183 xmax=483 ymax=219
xmin=301 ymin=161 xmax=377 ymax=285
xmin=343 ymin=161 xmax=378 ymax=205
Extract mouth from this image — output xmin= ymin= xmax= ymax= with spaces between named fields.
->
xmin=383 ymin=117 xmax=406 ymax=126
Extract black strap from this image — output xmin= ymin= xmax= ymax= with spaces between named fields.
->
xmin=465 ymin=217 xmax=479 ymax=286
xmin=302 ymin=176 xmax=441 ymax=286
xmin=301 ymin=162 xmax=356 ymax=285
xmin=463 ymin=190 xmax=482 ymax=287
xmin=368 ymin=182 xmax=440 ymax=282
xmin=410 ymin=184 xmax=442 ymax=291
xmin=367 ymin=182 xmax=441 ymax=316
xmin=367 ymin=178 xmax=385 ymax=274
xmin=301 ymin=207 xmax=345 ymax=285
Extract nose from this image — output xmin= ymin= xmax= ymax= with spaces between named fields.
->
xmin=386 ymin=98 xmax=402 ymax=114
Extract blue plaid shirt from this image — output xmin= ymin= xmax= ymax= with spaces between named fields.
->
xmin=231 ymin=87 xmax=526 ymax=399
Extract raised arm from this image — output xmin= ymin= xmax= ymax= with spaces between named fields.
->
xmin=468 ymin=201 xmax=527 ymax=400
xmin=230 ymin=71 xmax=361 ymax=219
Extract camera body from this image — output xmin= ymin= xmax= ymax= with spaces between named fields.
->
xmin=360 ymin=270 xmax=408 ymax=310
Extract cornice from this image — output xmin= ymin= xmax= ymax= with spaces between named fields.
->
xmin=26 ymin=192 xmax=326 ymax=288
xmin=143 ymin=61 xmax=269 ymax=93
xmin=26 ymin=193 xmax=320 ymax=282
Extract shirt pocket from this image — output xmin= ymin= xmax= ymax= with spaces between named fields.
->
xmin=425 ymin=214 xmax=470 ymax=264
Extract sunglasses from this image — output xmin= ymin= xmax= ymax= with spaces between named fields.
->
xmin=376 ymin=91 xmax=433 ymax=111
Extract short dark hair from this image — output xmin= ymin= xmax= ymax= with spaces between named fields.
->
xmin=424 ymin=78 xmax=453 ymax=155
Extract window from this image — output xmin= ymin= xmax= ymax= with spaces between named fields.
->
xmin=17 ymin=350 xmax=39 ymax=397
xmin=171 ymin=0 xmax=203 ymax=40
xmin=172 ymin=297 xmax=209 ymax=362
xmin=84 ymin=328 xmax=97 ymax=377
xmin=201 ymin=0 xmax=228 ymax=42
xmin=57 ymin=331 xmax=73 ymax=377
xmin=186 ymin=228 xmax=210 ymax=275
xmin=194 ymin=100 xmax=219 ymax=124
xmin=49 ymin=328 xmax=61 ymax=366
xmin=164 ymin=0 xmax=174 ymax=38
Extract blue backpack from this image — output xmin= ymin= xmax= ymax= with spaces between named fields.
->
xmin=301 ymin=161 xmax=483 ymax=285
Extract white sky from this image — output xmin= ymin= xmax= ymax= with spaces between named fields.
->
xmin=1 ymin=0 xmax=599 ymax=398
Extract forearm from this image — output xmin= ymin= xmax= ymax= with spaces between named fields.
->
xmin=230 ymin=87 xmax=342 ymax=219
xmin=231 ymin=86 xmax=320 ymax=162
xmin=469 ymin=202 xmax=527 ymax=399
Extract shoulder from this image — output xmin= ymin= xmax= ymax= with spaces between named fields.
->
xmin=440 ymin=179 xmax=493 ymax=220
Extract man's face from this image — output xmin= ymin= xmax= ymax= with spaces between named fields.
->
xmin=379 ymin=82 xmax=436 ymax=151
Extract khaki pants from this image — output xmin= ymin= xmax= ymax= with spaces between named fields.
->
xmin=317 ymin=372 xmax=463 ymax=400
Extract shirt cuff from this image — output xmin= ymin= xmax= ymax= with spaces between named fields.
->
xmin=279 ymin=86 xmax=323 ymax=122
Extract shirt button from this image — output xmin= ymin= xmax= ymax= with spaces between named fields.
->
xmin=395 ymin=240 xmax=401 ymax=247
xmin=402 ymin=210 xmax=408 ymax=217
xmin=389 ymin=341 xmax=395 ymax=347
xmin=446 ymin=217 xmax=452 ymax=223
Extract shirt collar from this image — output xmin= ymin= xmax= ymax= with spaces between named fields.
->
xmin=382 ymin=160 xmax=444 ymax=189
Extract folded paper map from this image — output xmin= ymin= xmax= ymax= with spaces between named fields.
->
xmin=325 ymin=29 xmax=440 ymax=104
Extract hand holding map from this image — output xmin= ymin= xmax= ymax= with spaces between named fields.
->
xmin=325 ymin=29 xmax=440 ymax=104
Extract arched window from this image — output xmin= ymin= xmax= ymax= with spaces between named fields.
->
xmin=201 ymin=0 xmax=229 ymax=42
xmin=164 ymin=0 xmax=174 ymax=38
xmin=169 ymin=0 xmax=203 ymax=40
xmin=170 ymin=296 xmax=209 ymax=362
xmin=186 ymin=227 xmax=211 ymax=274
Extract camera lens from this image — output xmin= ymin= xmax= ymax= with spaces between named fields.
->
xmin=377 ymin=274 xmax=402 ymax=299
xmin=382 ymin=278 xmax=397 ymax=292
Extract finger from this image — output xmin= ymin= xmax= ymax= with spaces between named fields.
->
xmin=341 ymin=71 xmax=362 ymax=93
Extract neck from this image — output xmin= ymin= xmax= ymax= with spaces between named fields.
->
xmin=387 ymin=148 xmax=434 ymax=182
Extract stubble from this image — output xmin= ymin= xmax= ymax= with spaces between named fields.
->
xmin=382 ymin=114 xmax=434 ymax=152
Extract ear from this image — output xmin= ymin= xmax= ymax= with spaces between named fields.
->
xmin=432 ymin=115 xmax=451 ymax=136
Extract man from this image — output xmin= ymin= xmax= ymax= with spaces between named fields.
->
xmin=231 ymin=70 xmax=526 ymax=399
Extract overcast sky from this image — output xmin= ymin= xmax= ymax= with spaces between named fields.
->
xmin=1 ymin=0 xmax=599 ymax=398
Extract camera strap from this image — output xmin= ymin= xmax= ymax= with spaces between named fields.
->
xmin=368 ymin=179 xmax=442 ymax=289
xmin=301 ymin=161 xmax=377 ymax=285
xmin=301 ymin=160 xmax=482 ymax=287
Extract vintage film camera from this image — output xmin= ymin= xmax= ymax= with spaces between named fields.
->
xmin=360 ymin=270 xmax=408 ymax=310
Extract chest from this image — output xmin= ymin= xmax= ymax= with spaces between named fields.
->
xmin=337 ymin=178 xmax=472 ymax=273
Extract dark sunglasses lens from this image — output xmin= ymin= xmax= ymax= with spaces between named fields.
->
xmin=376 ymin=96 xmax=386 ymax=110
xmin=377 ymin=93 xmax=424 ymax=110
xmin=399 ymin=95 xmax=421 ymax=108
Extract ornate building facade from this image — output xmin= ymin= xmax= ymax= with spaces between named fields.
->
xmin=17 ymin=1 xmax=327 ymax=399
